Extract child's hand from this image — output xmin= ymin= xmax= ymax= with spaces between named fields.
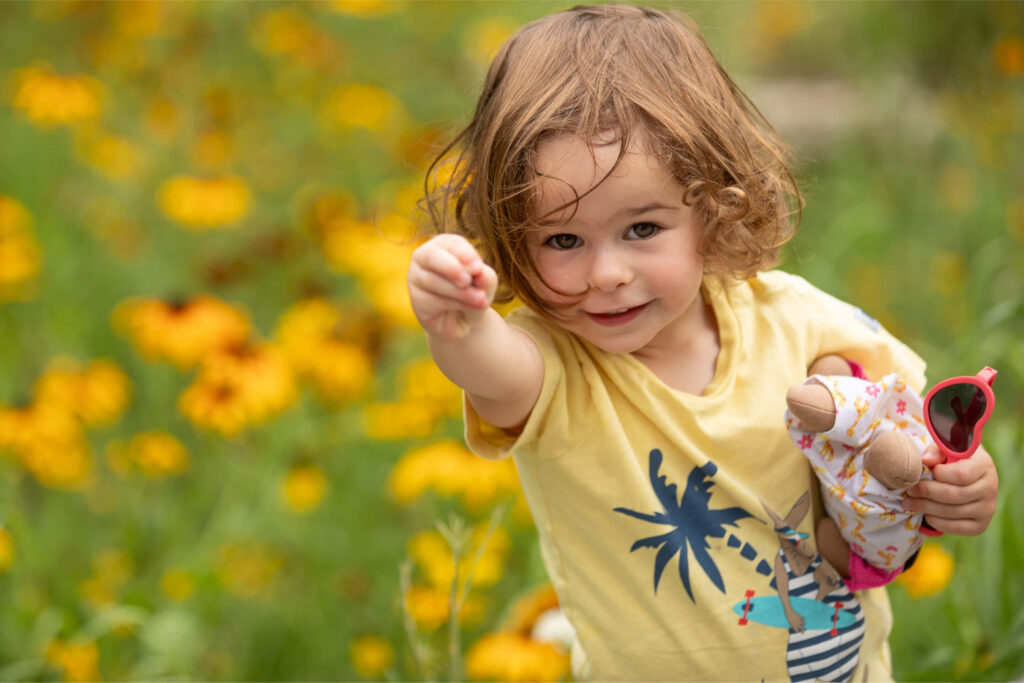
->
xmin=408 ymin=234 xmax=498 ymax=341
xmin=903 ymin=444 xmax=999 ymax=536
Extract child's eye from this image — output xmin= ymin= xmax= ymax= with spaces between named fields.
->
xmin=627 ymin=222 xmax=659 ymax=239
xmin=546 ymin=234 xmax=581 ymax=250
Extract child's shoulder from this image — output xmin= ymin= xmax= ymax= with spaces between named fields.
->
xmin=723 ymin=270 xmax=833 ymax=310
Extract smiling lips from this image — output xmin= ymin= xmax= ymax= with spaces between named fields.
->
xmin=584 ymin=302 xmax=650 ymax=326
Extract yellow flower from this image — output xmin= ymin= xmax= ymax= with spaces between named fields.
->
xmin=160 ymin=568 xmax=196 ymax=601
xmin=388 ymin=440 xmax=520 ymax=510
xmin=216 ymin=542 xmax=283 ymax=598
xmin=363 ymin=399 xmax=437 ymax=440
xmin=12 ymin=64 xmax=103 ymax=127
xmin=0 ymin=401 xmax=93 ymax=488
xmin=0 ymin=526 xmax=13 ymax=572
xmin=327 ymin=1 xmax=402 ymax=18
xmin=125 ymin=431 xmax=189 ymax=478
xmin=275 ymin=298 xmax=378 ymax=404
xmin=34 ymin=358 xmax=131 ymax=427
xmin=252 ymin=8 xmax=316 ymax=56
xmin=110 ymin=0 xmax=166 ymax=38
xmin=317 ymin=211 xmax=419 ymax=326
xmin=46 ymin=639 xmax=101 ymax=682
xmin=403 ymin=583 xmax=450 ymax=632
xmin=179 ymin=341 xmax=297 ymax=435
xmin=399 ymin=357 xmax=462 ymax=417
xmin=465 ymin=632 xmax=569 ymax=682
xmin=281 ymin=462 xmax=328 ymax=513
xmin=158 ymin=175 xmax=251 ymax=229
xmin=113 ymin=295 xmax=252 ymax=369
xmin=75 ymin=131 xmax=145 ymax=181
xmin=0 ymin=195 xmax=42 ymax=297
xmin=349 ymin=635 xmax=395 ymax=678
xmin=324 ymin=83 xmax=405 ymax=133
xmin=897 ymin=543 xmax=954 ymax=598
xmin=408 ymin=525 xmax=510 ymax=590
xmin=462 ymin=18 xmax=516 ymax=65
xmin=178 ymin=373 xmax=253 ymax=436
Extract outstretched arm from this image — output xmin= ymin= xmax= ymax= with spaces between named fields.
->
xmin=407 ymin=233 xmax=543 ymax=429
xmin=903 ymin=444 xmax=999 ymax=535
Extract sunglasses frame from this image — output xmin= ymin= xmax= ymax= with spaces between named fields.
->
xmin=923 ymin=367 xmax=997 ymax=464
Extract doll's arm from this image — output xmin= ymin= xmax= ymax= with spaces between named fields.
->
xmin=408 ymin=234 xmax=543 ymax=429
xmin=904 ymin=443 xmax=999 ymax=535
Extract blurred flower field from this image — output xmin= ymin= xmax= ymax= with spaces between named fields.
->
xmin=0 ymin=1 xmax=1021 ymax=681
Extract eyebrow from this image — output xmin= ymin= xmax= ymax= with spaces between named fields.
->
xmin=534 ymin=201 xmax=677 ymax=228
xmin=618 ymin=202 xmax=677 ymax=217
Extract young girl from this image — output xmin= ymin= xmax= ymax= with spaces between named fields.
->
xmin=406 ymin=5 xmax=998 ymax=680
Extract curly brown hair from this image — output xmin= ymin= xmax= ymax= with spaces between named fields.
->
xmin=423 ymin=4 xmax=801 ymax=319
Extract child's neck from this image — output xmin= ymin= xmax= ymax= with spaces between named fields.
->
xmin=632 ymin=299 xmax=721 ymax=396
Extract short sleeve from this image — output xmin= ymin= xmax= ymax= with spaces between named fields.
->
xmin=463 ymin=309 xmax=590 ymax=461
xmin=782 ymin=273 xmax=927 ymax=392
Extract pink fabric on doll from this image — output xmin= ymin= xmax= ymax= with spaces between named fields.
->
xmin=846 ymin=552 xmax=902 ymax=591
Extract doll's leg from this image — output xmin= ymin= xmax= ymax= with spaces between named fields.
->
xmin=816 ymin=516 xmax=850 ymax=578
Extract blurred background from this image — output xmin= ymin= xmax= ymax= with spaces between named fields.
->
xmin=0 ymin=1 xmax=1021 ymax=680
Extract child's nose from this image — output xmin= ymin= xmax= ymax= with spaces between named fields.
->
xmin=587 ymin=246 xmax=632 ymax=292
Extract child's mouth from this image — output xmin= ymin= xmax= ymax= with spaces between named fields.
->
xmin=585 ymin=302 xmax=649 ymax=327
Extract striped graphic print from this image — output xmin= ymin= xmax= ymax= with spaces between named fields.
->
xmin=782 ymin=556 xmax=864 ymax=683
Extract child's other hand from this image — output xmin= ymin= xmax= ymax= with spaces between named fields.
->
xmin=408 ymin=234 xmax=498 ymax=341
xmin=904 ymin=444 xmax=999 ymax=536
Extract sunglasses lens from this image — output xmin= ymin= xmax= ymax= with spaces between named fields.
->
xmin=928 ymin=383 xmax=986 ymax=452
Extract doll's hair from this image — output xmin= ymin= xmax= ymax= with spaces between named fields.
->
xmin=423 ymin=4 xmax=801 ymax=318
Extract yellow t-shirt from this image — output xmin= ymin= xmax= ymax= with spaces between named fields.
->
xmin=465 ymin=271 xmax=926 ymax=682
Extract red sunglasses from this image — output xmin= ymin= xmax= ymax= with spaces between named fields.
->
xmin=923 ymin=367 xmax=997 ymax=464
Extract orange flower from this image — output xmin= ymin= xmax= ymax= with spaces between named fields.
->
xmin=994 ymin=37 xmax=1024 ymax=77
xmin=46 ymin=639 xmax=101 ymax=682
xmin=323 ymin=83 xmax=406 ymax=133
xmin=113 ymin=295 xmax=251 ymax=369
xmin=0 ymin=526 xmax=13 ymax=572
xmin=275 ymin=298 xmax=378 ymax=404
xmin=388 ymin=440 xmax=520 ymax=511
xmin=34 ymin=357 xmax=131 ymax=427
xmin=11 ymin=63 xmax=103 ymax=127
xmin=0 ymin=195 xmax=42 ymax=298
xmin=179 ymin=341 xmax=297 ymax=435
xmin=158 ymin=175 xmax=251 ymax=229
xmin=108 ymin=431 xmax=189 ymax=478
xmin=897 ymin=543 xmax=954 ymax=598
xmin=465 ymin=632 xmax=569 ymax=682
xmin=0 ymin=401 xmax=92 ymax=489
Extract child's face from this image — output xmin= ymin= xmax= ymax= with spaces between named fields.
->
xmin=528 ymin=133 xmax=708 ymax=356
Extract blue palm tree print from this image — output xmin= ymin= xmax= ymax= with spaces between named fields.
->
xmin=614 ymin=449 xmax=755 ymax=602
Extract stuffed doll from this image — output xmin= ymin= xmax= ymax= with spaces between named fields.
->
xmin=785 ymin=355 xmax=933 ymax=591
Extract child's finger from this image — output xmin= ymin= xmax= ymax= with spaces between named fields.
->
xmin=471 ymin=263 xmax=499 ymax=303
xmin=409 ymin=269 xmax=491 ymax=309
xmin=413 ymin=243 xmax=478 ymax=288
xmin=430 ymin=234 xmax=486 ymax=272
